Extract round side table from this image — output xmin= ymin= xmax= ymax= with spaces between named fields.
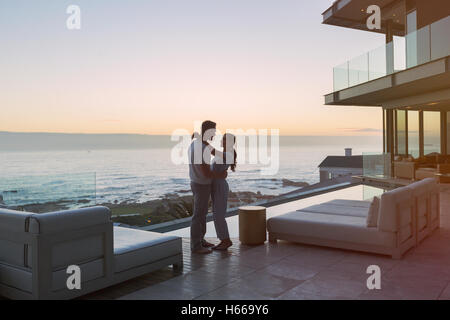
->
xmin=238 ymin=206 xmax=267 ymax=245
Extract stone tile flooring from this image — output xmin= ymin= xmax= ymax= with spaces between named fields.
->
xmin=85 ymin=185 xmax=450 ymax=300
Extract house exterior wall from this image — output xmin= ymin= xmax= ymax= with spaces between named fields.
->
xmin=319 ymin=167 xmax=363 ymax=182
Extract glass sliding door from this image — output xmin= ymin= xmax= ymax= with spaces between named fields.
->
xmin=396 ymin=110 xmax=407 ymax=155
xmin=447 ymin=111 xmax=450 ymax=155
xmin=423 ymin=111 xmax=441 ymax=155
xmin=383 ymin=109 xmax=387 ymax=153
xmin=408 ymin=110 xmax=420 ymax=158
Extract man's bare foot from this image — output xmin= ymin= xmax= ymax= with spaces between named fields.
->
xmin=202 ymin=240 xmax=215 ymax=248
xmin=212 ymin=239 xmax=233 ymax=251
xmin=192 ymin=247 xmax=212 ymax=254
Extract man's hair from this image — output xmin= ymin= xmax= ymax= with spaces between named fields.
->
xmin=201 ymin=120 xmax=216 ymax=137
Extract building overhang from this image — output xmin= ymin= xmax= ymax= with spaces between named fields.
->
xmin=322 ymin=0 xmax=406 ymax=36
xmin=324 ymin=56 xmax=450 ymax=109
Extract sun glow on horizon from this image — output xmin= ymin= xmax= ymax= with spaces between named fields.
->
xmin=0 ymin=0 xmax=384 ymax=136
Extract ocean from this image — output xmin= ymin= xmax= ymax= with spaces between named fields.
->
xmin=0 ymin=134 xmax=382 ymax=207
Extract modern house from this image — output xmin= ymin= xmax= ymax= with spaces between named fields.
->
xmin=318 ymin=149 xmax=363 ymax=182
xmin=323 ymin=0 xmax=450 ymax=181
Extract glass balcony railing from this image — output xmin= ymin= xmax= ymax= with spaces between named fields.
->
xmin=362 ymin=152 xmax=392 ymax=178
xmin=333 ymin=15 xmax=450 ymax=92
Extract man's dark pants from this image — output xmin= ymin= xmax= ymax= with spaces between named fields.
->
xmin=190 ymin=181 xmax=211 ymax=251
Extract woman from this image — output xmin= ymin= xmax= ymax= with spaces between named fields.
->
xmin=210 ymin=133 xmax=237 ymax=251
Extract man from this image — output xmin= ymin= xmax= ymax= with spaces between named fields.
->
xmin=188 ymin=120 xmax=226 ymax=254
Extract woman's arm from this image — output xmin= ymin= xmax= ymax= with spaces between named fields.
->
xmin=201 ymin=164 xmax=227 ymax=179
xmin=204 ymin=141 xmax=224 ymax=158
xmin=211 ymin=152 xmax=234 ymax=174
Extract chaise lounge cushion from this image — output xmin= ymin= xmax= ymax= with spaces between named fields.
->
xmin=326 ymin=199 xmax=371 ymax=209
xmin=296 ymin=203 xmax=369 ymax=217
xmin=114 ymin=227 xmax=181 ymax=273
xmin=267 ymin=211 xmax=406 ymax=247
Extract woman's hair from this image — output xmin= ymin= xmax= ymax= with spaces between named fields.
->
xmin=229 ymin=150 xmax=237 ymax=172
xmin=223 ymin=133 xmax=237 ymax=172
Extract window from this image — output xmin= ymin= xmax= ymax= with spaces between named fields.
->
xmin=447 ymin=112 xmax=450 ymax=155
xmin=423 ymin=111 xmax=441 ymax=155
xmin=396 ymin=110 xmax=407 ymax=155
xmin=408 ymin=111 xmax=420 ymax=158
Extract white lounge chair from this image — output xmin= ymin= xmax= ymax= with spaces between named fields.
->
xmin=0 ymin=206 xmax=183 ymax=300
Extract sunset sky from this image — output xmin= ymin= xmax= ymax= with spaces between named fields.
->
xmin=0 ymin=0 xmax=386 ymax=136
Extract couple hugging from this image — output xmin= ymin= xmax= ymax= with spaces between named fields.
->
xmin=188 ymin=120 xmax=237 ymax=254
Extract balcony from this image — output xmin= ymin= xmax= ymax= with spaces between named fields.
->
xmin=326 ymin=15 xmax=450 ymax=107
xmin=79 ymin=183 xmax=450 ymax=300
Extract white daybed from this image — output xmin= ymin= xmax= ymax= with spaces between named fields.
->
xmin=267 ymin=178 xmax=439 ymax=259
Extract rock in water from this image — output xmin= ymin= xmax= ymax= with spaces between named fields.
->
xmin=281 ymin=179 xmax=309 ymax=188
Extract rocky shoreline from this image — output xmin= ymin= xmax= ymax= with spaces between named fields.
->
xmin=104 ymin=190 xmax=279 ymax=226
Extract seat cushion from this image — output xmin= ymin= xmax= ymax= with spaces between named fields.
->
xmin=28 ymin=206 xmax=111 ymax=234
xmin=366 ymin=197 xmax=380 ymax=227
xmin=407 ymin=179 xmax=429 ymax=229
xmin=268 ymin=211 xmax=396 ymax=247
xmin=52 ymin=258 xmax=104 ymax=291
xmin=0 ymin=262 xmax=32 ymax=293
xmin=416 ymin=168 xmax=437 ymax=180
xmin=26 ymin=234 xmax=104 ymax=269
xmin=297 ymin=203 xmax=369 ymax=217
xmin=418 ymin=214 xmax=427 ymax=231
xmin=378 ymin=186 xmax=412 ymax=233
xmin=0 ymin=258 xmax=105 ymax=294
xmin=0 ymin=209 xmax=34 ymax=268
xmin=422 ymin=178 xmax=440 ymax=222
xmin=26 ymin=206 xmax=111 ymax=269
xmin=113 ymin=227 xmax=181 ymax=273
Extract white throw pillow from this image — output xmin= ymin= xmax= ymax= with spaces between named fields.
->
xmin=366 ymin=196 xmax=380 ymax=228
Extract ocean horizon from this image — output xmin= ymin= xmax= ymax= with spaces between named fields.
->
xmin=0 ymin=131 xmax=382 ymax=151
xmin=0 ymin=132 xmax=382 ymax=208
